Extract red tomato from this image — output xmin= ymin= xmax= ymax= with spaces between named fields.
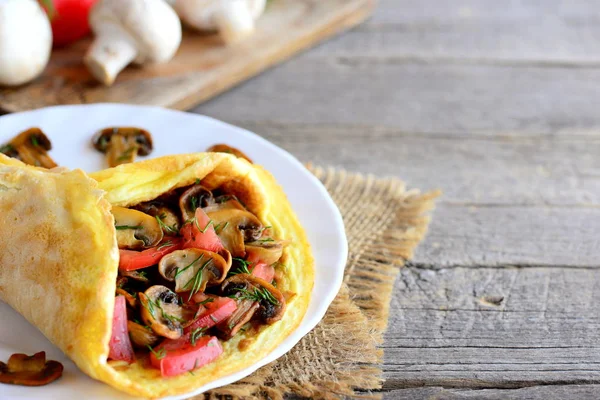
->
xmin=246 ymin=253 xmax=275 ymax=282
xmin=181 ymin=208 xmax=224 ymax=253
xmin=251 ymin=262 xmax=275 ymax=283
xmin=150 ymin=335 xmax=223 ymax=377
xmin=184 ymin=296 xmax=237 ymax=333
xmin=118 ymin=239 xmax=183 ymax=271
xmin=40 ymin=0 xmax=98 ymax=47
xmin=108 ymin=296 xmax=135 ymax=363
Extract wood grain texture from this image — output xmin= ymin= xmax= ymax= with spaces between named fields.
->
xmin=384 ymin=267 xmax=600 ymax=388
xmin=195 ymin=56 xmax=600 ymax=135
xmin=0 ymin=0 xmax=375 ymax=113
xmin=383 ymin=385 xmax=600 ymax=400
xmin=233 ymin=123 xmax=600 ymax=206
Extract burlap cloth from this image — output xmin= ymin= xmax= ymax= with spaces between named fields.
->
xmin=198 ymin=165 xmax=439 ymax=399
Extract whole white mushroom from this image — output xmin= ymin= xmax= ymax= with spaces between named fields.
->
xmin=0 ymin=0 xmax=52 ymax=86
xmin=84 ymin=0 xmax=182 ymax=86
xmin=174 ymin=0 xmax=266 ymax=44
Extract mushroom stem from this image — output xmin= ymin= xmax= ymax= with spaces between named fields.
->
xmin=215 ymin=2 xmax=255 ymax=44
xmin=85 ymin=32 xmax=138 ymax=86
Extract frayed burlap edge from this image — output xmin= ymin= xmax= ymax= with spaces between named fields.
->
xmin=196 ymin=166 xmax=440 ymax=399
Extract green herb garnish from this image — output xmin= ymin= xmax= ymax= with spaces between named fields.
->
xmin=227 ymin=258 xmax=251 ymax=277
xmin=214 ymin=221 xmax=229 ymax=234
xmin=117 ymin=147 xmax=136 ymax=161
xmin=229 ymin=286 xmax=279 ymax=306
xmin=155 ymin=215 xmax=179 ymax=235
xmin=197 ymin=298 xmax=214 ymax=306
xmin=115 ymin=225 xmax=141 ymax=230
xmin=190 ymin=327 xmax=206 ymax=346
xmin=174 ymin=254 xmax=204 ymax=279
xmin=146 ymin=345 xmax=166 ymax=360
xmin=157 ymin=240 xmax=174 ymax=250
xmin=183 ymin=259 xmax=212 ymax=299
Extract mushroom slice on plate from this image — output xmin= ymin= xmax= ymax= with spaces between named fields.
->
xmin=206 ymin=209 xmax=262 ymax=257
xmin=0 ymin=351 xmax=63 ymax=386
xmin=179 ymin=184 xmax=214 ymax=221
xmin=158 ymin=248 xmax=232 ymax=294
xmin=244 ymin=240 xmax=284 ymax=265
xmin=206 ymin=144 xmax=252 ymax=163
xmin=92 ymin=127 xmax=153 ymax=167
xmin=0 ymin=128 xmax=57 ymax=168
xmin=219 ymin=274 xmax=286 ymax=339
xmin=111 ymin=206 xmax=163 ymax=249
xmin=127 ymin=321 xmax=159 ymax=348
xmin=215 ymin=299 xmax=258 ymax=340
xmin=139 ymin=285 xmax=184 ymax=340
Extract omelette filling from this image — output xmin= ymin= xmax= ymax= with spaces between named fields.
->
xmin=109 ymin=183 xmax=288 ymax=377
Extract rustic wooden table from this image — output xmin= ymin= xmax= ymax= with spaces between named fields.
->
xmin=192 ymin=0 xmax=600 ymax=398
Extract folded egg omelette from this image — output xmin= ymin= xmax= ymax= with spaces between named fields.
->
xmin=0 ymin=152 xmax=314 ymax=398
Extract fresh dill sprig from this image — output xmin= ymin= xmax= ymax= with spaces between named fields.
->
xmin=146 ymin=345 xmax=166 ymax=360
xmin=190 ymin=327 xmax=206 ymax=346
xmin=229 ymin=286 xmax=279 ymax=306
xmin=214 ymin=221 xmax=230 ymax=234
xmin=184 ymin=259 xmax=212 ymax=299
xmin=157 ymin=240 xmax=174 ymax=250
xmin=155 ymin=214 xmax=179 ymax=235
xmin=174 ymin=254 xmax=204 ymax=279
xmin=115 ymin=225 xmax=141 ymax=230
xmin=227 ymin=258 xmax=252 ymax=277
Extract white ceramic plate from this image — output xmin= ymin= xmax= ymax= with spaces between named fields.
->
xmin=0 ymin=104 xmax=347 ymax=400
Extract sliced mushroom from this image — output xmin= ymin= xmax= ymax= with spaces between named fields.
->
xmin=158 ymin=248 xmax=232 ymax=294
xmin=116 ymin=288 xmax=138 ymax=308
xmin=92 ymin=127 xmax=153 ymax=167
xmin=111 ymin=206 xmax=163 ymax=249
xmin=127 ymin=321 xmax=159 ymax=348
xmin=221 ymin=274 xmax=286 ymax=326
xmin=0 ymin=128 xmax=57 ymax=168
xmin=207 ymin=209 xmax=262 ymax=257
xmin=136 ymin=202 xmax=180 ymax=236
xmin=206 ymin=144 xmax=253 ymax=163
xmin=120 ymin=269 xmax=150 ymax=284
xmin=203 ymin=195 xmax=246 ymax=214
xmin=216 ymin=299 xmax=259 ymax=340
xmin=179 ymin=184 xmax=214 ymax=221
xmin=0 ymin=352 xmax=63 ymax=386
xmin=245 ymin=240 xmax=284 ymax=266
xmin=139 ymin=285 xmax=184 ymax=340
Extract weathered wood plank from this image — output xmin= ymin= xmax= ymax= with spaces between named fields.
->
xmin=383 ymin=267 xmax=600 ymax=388
xmin=235 ymin=123 xmax=600 ymax=206
xmin=311 ymin=0 xmax=600 ymax=64
xmin=415 ymin=205 xmax=599 ymax=267
xmin=195 ymin=58 xmax=600 ymax=135
xmin=383 ymin=385 xmax=600 ymax=400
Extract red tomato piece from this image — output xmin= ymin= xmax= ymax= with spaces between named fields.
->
xmin=150 ymin=336 xmax=223 ymax=377
xmin=184 ymin=297 xmax=237 ymax=334
xmin=181 ymin=208 xmax=224 ymax=253
xmin=251 ymin=262 xmax=275 ymax=283
xmin=118 ymin=239 xmax=183 ymax=271
xmin=108 ymin=295 xmax=135 ymax=363
xmin=40 ymin=0 xmax=98 ymax=47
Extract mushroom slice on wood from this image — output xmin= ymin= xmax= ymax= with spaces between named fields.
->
xmin=92 ymin=127 xmax=153 ymax=167
xmin=206 ymin=144 xmax=253 ymax=163
xmin=219 ymin=273 xmax=286 ymax=338
xmin=111 ymin=206 xmax=163 ymax=249
xmin=179 ymin=184 xmax=214 ymax=221
xmin=0 ymin=351 xmax=63 ymax=386
xmin=127 ymin=321 xmax=159 ymax=348
xmin=0 ymin=128 xmax=57 ymax=168
xmin=206 ymin=209 xmax=262 ymax=257
xmin=244 ymin=240 xmax=284 ymax=266
xmin=158 ymin=248 xmax=232 ymax=294
xmin=139 ymin=286 xmax=184 ymax=340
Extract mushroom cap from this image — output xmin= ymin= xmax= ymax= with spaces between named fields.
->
xmin=11 ymin=128 xmax=52 ymax=151
xmin=92 ymin=127 xmax=154 ymax=155
xmin=89 ymin=0 xmax=182 ymax=64
xmin=0 ymin=0 xmax=52 ymax=86
xmin=174 ymin=0 xmax=266 ymax=31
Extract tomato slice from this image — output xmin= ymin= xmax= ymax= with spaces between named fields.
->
xmin=246 ymin=253 xmax=275 ymax=282
xmin=184 ymin=296 xmax=237 ymax=333
xmin=181 ymin=208 xmax=224 ymax=253
xmin=118 ymin=239 xmax=183 ymax=271
xmin=150 ymin=335 xmax=223 ymax=377
xmin=108 ymin=296 xmax=135 ymax=363
xmin=251 ymin=261 xmax=275 ymax=283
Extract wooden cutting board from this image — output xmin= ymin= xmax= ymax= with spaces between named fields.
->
xmin=0 ymin=0 xmax=375 ymax=113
